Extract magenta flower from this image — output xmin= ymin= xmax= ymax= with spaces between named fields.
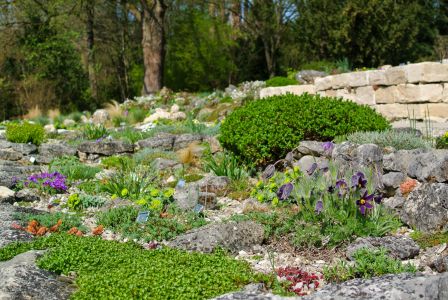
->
xmin=356 ymin=190 xmax=374 ymax=215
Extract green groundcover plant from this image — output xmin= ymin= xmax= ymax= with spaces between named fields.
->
xmin=6 ymin=122 xmax=45 ymax=145
xmin=265 ymin=76 xmax=298 ymax=87
xmin=219 ymin=93 xmax=390 ymax=166
xmin=0 ymin=234 xmax=271 ymax=299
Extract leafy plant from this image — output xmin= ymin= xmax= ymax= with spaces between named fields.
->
xmin=0 ymin=234 xmax=269 ymax=299
xmin=339 ymin=130 xmax=432 ymax=150
xmin=410 ymin=231 xmax=448 ymax=249
xmin=97 ymin=206 xmax=207 ymax=242
xmin=110 ymin=127 xmax=152 ymax=143
xmin=101 ymin=155 xmax=135 ymax=170
xmin=265 ymin=76 xmax=298 ymax=87
xmin=435 ymin=132 xmax=448 ymax=149
xmin=49 ymin=156 xmax=101 ymax=182
xmin=67 ymin=193 xmax=105 ymax=210
xmin=203 ymin=151 xmax=248 ymax=181
xmin=13 ymin=212 xmax=84 ymax=232
xmin=6 ymin=122 xmax=45 ymax=145
xmin=219 ymin=93 xmax=390 ymax=166
xmin=324 ymin=247 xmax=417 ymax=283
xmin=81 ymin=123 xmax=108 ymax=140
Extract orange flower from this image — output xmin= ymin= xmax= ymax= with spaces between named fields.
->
xmin=92 ymin=225 xmax=104 ymax=236
xmin=400 ymin=179 xmax=417 ymax=196
xmin=36 ymin=227 xmax=48 ymax=236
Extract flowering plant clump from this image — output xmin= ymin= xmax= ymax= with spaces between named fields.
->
xmin=276 ymin=267 xmax=322 ymax=296
xmin=135 ymin=187 xmax=175 ymax=212
xmin=16 ymin=172 xmax=68 ymax=194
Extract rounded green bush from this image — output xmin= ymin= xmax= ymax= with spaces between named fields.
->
xmin=6 ymin=122 xmax=45 ymax=145
xmin=265 ymin=76 xmax=298 ymax=87
xmin=219 ymin=93 xmax=390 ymax=166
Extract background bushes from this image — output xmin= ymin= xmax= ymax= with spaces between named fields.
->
xmin=219 ymin=93 xmax=390 ymax=166
xmin=6 ymin=122 xmax=45 ymax=145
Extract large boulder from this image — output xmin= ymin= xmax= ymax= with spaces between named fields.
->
xmin=38 ymin=142 xmax=76 ymax=161
xmin=0 ymin=250 xmax=74 ymax=300
xmin=77 ymin=140 xmax=134 ymax=156
xmin=137 ymin=133 xmax=176 ymax=151
xmin=401 ymin=183 xmax=448 ymax=232
xmin=346 ymin=236 xmax=420 ymax=260
xmin=406 ymin=150 xmax=448 ymax=182
xmin=167 ymin=221 xmax=264 ymax=253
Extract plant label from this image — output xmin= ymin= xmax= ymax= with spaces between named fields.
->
xmin=193 ymin=203 xmax=204 ymax=214
xmin=136 ymin=211 xmax=150 ymax=223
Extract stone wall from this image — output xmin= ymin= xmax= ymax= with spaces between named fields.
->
xmin=259 ymin=62 xmax=448 ymax=121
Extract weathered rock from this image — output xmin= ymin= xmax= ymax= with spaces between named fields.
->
xmin=173 ymin=134 xmax=204 ymax=150
xmin=295 ymin=70 xmax=328 ymax=84
xmin=92 ymin=109 xmax=109 ymax=124
xmin=294 ymin=156 xmax=329 ymax=176
xmin=0 ymin=186 xmax=15 ymax=203
xmin=382 ymin=172 xmax=406 ymax=197
xmin=196 ymin=175 xmax=230 ymax=194
xmin=0 ymin=149 xmax=22 ymax=161
xmin=383 ymin=196 xmax=406 ymax=210
xmin=383 ymin=149 xmax=428 ymax=173
xmin=15 ymin=188 xmax=41 ymax=202
xmin=301 ymin=273 xmax=448 ymax=300
xmin=401 ymin=183 xmax=448 ymax=232
xmin=332 ymin=142 xmax=359 ymax=165
xmin=431 ymin=255 xmax=448 ymax=273
xmin=406 ymin=150 xmax=448 ymax=182
xmin=152 ymin=158 xmax=181 ymax=170
xmin=0 ymin=160 xmax=42 ymax=188
xmin=77 ymin=140 xmax=134 ymax=156
xmin=346 ymin=236 xmax=420 ymax=260
xmin=295 ymin=141 xmax=327 ymax=157
xmin=174 ymin=184 xmax=200 ymax=210
xmin=38 ymin=142 xmax=77 ymax=158
xmin=354 ymin=144 xmax=383 ymax=169
xmin=0 ymin=250 xmax=74 ymax=300
xmin=198 ymin=192 xmax=218 ymax=209
xmin=168 ymin=221 xmax=264 ymax=253
xmin=137 ymin=133 xmax=176 ymax=151
xmin=0 ymin=203 xmax=41 ymax=248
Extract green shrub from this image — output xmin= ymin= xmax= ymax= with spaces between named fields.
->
xmin=265 ymin=76 xmax=298 ymax=87
xmin=49 ymin=156 xmax=101 ymax=182
xmin=219 ymin=93 xmax=390 ymax=166
xmin=324 ymin=247 xmax=417 ymax=283
xmin=340 ymin=130 xmax=431 ymax=150
xmin=435 ymin=132 xmax=448 ymax=149
xmin=6 ymin=122 xmax=45 ymax=145
xmin=0 ymin=234 xmax=267 ymax=299
xmin=299 ymin=60 xmax=337 ymax=73
xmin=81 ymin=123 xmax=108 ymax=140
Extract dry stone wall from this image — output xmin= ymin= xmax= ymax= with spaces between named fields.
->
xmin=260 ymin=62 xmax=448 ymax=121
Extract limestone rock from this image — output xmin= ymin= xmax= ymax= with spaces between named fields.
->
xmin=401 ymin=183 xmax=448 ymax=232
xmin=346 ymin=236 xmax=420 ymax=260
xmin=137 ymin=133 xmax=176 ymax=151
xmin=77 ymin=140 xmax=133 ymax=156
xmin=382 ymin=172 xmax=406 ymax=197
xmin=168 ymin=221 xmax=264 ymax=253
xmin=295 ymin=70 xmax=328 ymax=84
xmin=92 ymin=109 xmax=109 ymax=124
xmin=15 ymin=188 xmax=41 ymax=202
xmin=0 ymin=186 xmax=15 ymax=203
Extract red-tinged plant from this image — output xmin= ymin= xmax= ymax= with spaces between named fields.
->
xmin=400 ymin=179 xmax=417 ymax=197
xmin=276 ymin=267 xmax=322 ymax=296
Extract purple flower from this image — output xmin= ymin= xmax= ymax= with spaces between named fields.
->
xmin=262 ymin=164 xmax=275 ymax=180
xmin=315 ymin=199 xmax=323 ymax=215
xmin=356 ymin=190 xmax=374 ymax=215
xmin=124 ymin=110 xmax=129 ymax=117
xmin=335 ymin=179 xmax=348 ymax=198
xmin=374 ymin=194 xmax=382 ymax=204
xmin=351 ymin=172 xmax=367 ymax=190
xmin=322 ymin=141 xmax=334 ymax=155
xmin=277 ymin=183 xmax=294 ymax=200
xmin=306 ymin=163 xmax=318 ymax=176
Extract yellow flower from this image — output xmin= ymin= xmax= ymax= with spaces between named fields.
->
xmin=111 ymin=194 xmax=118 ymax=200
xmin=150 ymin=189 xmax=160 ymax=197
xmin=150 ymin=199 xmax=163 ymax=210
xmin=136 ymin=198 xmax=148 ymax=205
xmin=121 ymin=188 xmax=129 ymax=197
xmin=293 ymin=166 xmax=300 ymax=173
xmin=256 ymin=180 xmax=263 ymax=188
xmin=272 ymin=197 xmax=279 ymax=206
xmin=257 ymin=194 xmax=264 ymax=202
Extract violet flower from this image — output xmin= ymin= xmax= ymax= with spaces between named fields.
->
xmin=351 ymin=172 xmax=367 ymax=190
xmin=356 ymin=190 xmax=374 ymax=215
xmin=335 ymin=179 xmax=348 ymax=198
xmin=306 ymin=163 xmax=318 ymax=176
xmin=315 ymin=199 xmax=323 ymax=215
xmin=277 ymin=183 xmax=294 ymax=200
xmin=322 ymin=141 xmax=334 ymax=155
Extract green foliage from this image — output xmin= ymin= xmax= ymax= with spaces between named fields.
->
xmin=324 ymin=247 xmax=417 ymax=283
xmin=435 ymin=132 xmax=448 ymax=149
xmin=13 ymin=211 xmax=84 ymax=232
xmin=219 ymin=93 xmax=390 ymax=166
xmin=298 ymin=61 xmax=336 ymax=73
xmin=6 ymin=122 xmax=45 ymax=145
xmin=203 ymin=152 xmax=248 ymax=181
xmin=97 ymin=206 xmax=207 ymax=242
xmin=101 ymin=155 xmax=135 ymax=169
xmin=49 ymin=156 xmax=101 ymax=182
xmin=110 ymin=127 xmax=152 ymax=143
xmin=0 ymin=234 xmax=266 ymax=299
xmin=265 ymin=76 xmax=298 ymax=87
xmin=134 ymin=149 xmax=178 ymax=165
xmin=67 ymin=193 xmax=105 ymax=211
xmin=340 ymin=130 xmax=432 ymax=150
xmin=81 ymin=124 xmax=109 ymax=140
xmin=410 ymin=231 xmax=448 ymax=249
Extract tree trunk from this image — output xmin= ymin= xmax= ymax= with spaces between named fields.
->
xmin=86 ymin=0 xmax=98 ymax=101
xmin=141 ymin=0 xmax=166 ymax=95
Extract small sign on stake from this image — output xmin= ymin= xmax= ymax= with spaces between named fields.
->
xmin=136 ymin=211 xmax=150 ymax=224
xmin=193 ymin=203 xmax=204 ymax=214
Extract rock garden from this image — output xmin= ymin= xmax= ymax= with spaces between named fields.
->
xmin=1 ymin=87 xmax=448 ymax=300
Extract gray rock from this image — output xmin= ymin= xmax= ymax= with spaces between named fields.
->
xmin=196 ymin=175 xmax=230 ymax=195
xmin=406 ymin=150 xmax=448 ymax=182
xmin=401 ymin=183 xmax=448 ymax=232
xmin=383 ymin=196 xmax=406 ymax=210
xmin=38 ymin=142 xmax=76 ymax=158
xmin=92 ymin=109 xmax=109 ymax=124
xmin=346 ymin=236 xmax=420 ymax=260
xmin=198 ymin=192 xmax=217 ymax=209
xmin=137 ymin=133 xmax=176 ymax=151
xmin=354 ymin=144 xmax=383 ymax=169
xmin=0 ymin=149 xmax=22 ymax=161
xmin=431 ymin=255 xmax=448 ymax=273
xmin=168 ymin=221 xmax=264 ymax=253
xmin=295 ymin=70 xmax=328 ymax=84
xmin=383 ymin=149 xmax=429 ymax=173
xmin=77 ymin=140 xmax=134 ymax=156
xmin=173 ymin=134 xmax=204 ymax=150
xmin=0 ymin=250 xmax=74 ymax=299
xmin=294 ymin=155 xmax=329 ymax=176
xmin=152 ymin=158 xmax=181 ymax=170
xmin=15 ymin=188 xmax=41 ymax=202
xmin=332 ymin=142 xmax=359 ymax=166
xmin=392 ymin=127 xmax=422 ymax=137
xmin=295 ymin=141 xmax=327 ymax=158
xmin=174 ymin=184 xmax=200 ymax=210
xmin=0 ymin=186 xmax=15 ymax=203
xmin=382 ymin=172 xmax=406 ymax=197
xmin=0 ymin=160 xmax=42 ymax=188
